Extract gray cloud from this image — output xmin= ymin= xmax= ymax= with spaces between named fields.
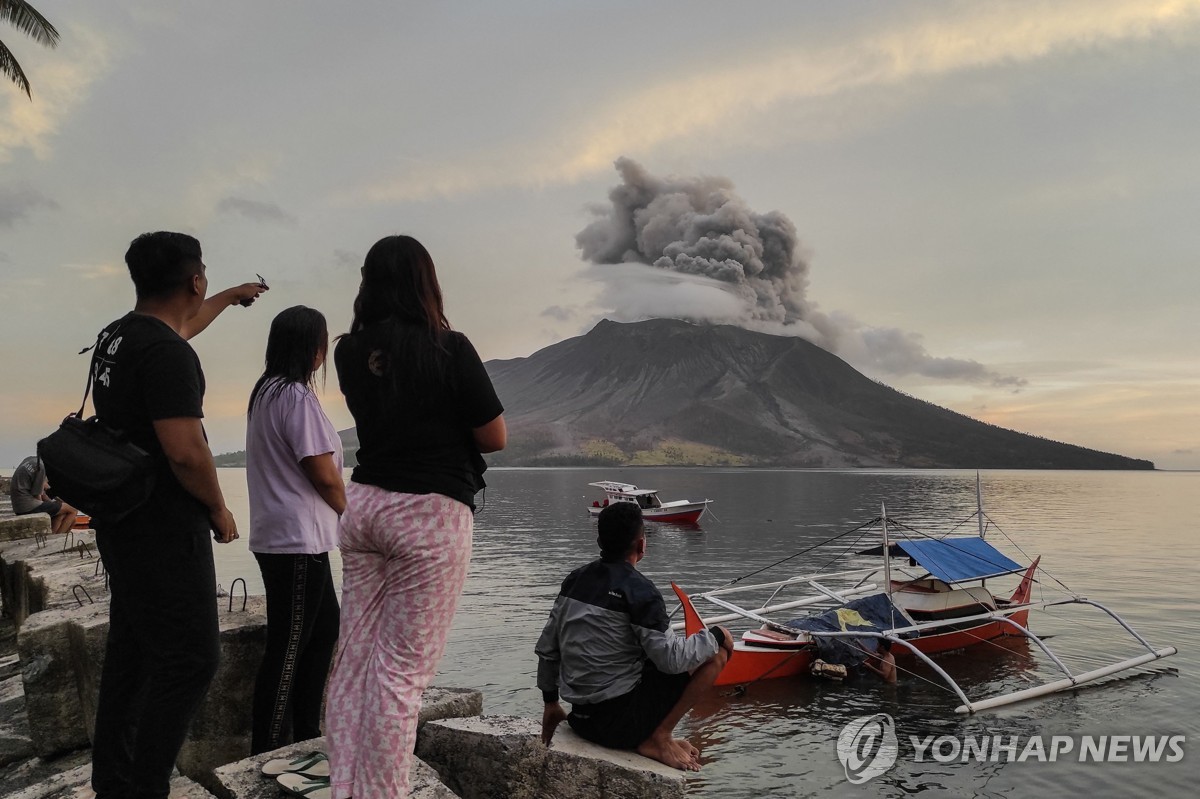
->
xmin=216 ymin=196 xmax=297 ymax=226
xmin=540 ymin=305 xmax=576 ymax=322
xmin=577 ymin=158 xmax=1024 ymax=387
xmin=856 ymin=326 xmax=1026 ymax=388
xmin=0 ymin=185 xmax=60 ymax=228
xmin=333 ymin=249 xmax=360 ymax=268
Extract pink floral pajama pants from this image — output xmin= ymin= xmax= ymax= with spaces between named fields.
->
xmin=327 ymin=483 xmax=473 ymax=799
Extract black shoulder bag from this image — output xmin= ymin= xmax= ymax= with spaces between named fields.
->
xmin=36 ymin=326 xmax=156 ymax=523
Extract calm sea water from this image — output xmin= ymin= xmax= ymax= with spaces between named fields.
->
xmin=213 ymin=468 xmax=1197 ymax=798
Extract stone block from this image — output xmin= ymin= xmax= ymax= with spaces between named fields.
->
xmin=0 ymin=727 xmax=35 ymax=771
xmin=71 ymin=608 xmax=111 ymax=743
xmin=0 ymin=750 xmax=92 ymax=799
xmin=0 ymin=668 xmax=34 ymax=768
xmin=4 ymin=763 xmax=216 ymax=799
xmin=417 ymin=715 xmax=544 ymax=799
xmin=176 ymin=597 xmax=268 ymax=793
xmin=540 ymin=726 xmax=686 ymax=799
xmin=17 ymin=603 xmax=108 ymax=756
xmin=212 ymin=737 xmax=325 ymax=799
xmin=212 ymin=737 xmax=456 ymax=799
xmin=417 ymin=716 xmax=689 ymax=799
xmin=0 ymin=514 xmax=51 ymax=542
xmin=1 ymin=529 xmax=104 ymax=627
xmin=419 ymin=686 xmax=484 ymax=727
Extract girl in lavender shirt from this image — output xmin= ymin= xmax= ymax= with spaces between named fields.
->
xmin=246 ymin=306 xmax=346 ymax=754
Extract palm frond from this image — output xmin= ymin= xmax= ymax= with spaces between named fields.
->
xmin=0 ymin=38 xmax=33 ymax=98
xmin=0 ymin=0 xmax=60 ymax=48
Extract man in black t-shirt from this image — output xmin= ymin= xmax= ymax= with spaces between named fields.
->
xmin=89 ymin=231 xmax=266 ymax=799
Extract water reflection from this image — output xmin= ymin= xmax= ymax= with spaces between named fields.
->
xmin=214 ymin=467 xmax=1197 ymax=798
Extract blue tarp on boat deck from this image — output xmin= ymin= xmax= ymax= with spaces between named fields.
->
xmin=784 ymin=593 xmax=901 ymax=666
xmin=862 ymin=537 xmax=1024 ymax=584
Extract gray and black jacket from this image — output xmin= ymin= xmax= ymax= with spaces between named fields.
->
xmin=535 ymin=558 xmax=719 ymax=705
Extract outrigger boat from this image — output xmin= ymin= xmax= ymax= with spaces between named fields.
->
xmin=671 ymin=482 xmax=1177 ymax=714
xmin=587 ymin=481 xmax=712 ymax=524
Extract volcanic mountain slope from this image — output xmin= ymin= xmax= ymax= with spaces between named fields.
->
xmin=483 ymin=318 xmax=1152 ymax=469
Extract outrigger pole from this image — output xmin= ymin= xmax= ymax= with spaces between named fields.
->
xmin=976 ymin=472 xmax=986 ymax=540
xmin=976 ymin=473 xmax=987 ymax=590
xmin=881 ymin=502 xmax=892 ymax=597
xmin=952 ymin=596 xmax=1179 ymax=713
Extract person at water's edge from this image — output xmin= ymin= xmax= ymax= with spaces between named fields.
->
xmin=535 ymin=502 xmax=732 ymax=771
xmin=89 ymin=231 xmax=266 ymax=799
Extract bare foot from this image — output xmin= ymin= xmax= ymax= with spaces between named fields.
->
xmin=637 ymin=735 xmax=701 ymax=771
xmin=671 ymin=738 xmax=701 ymax=770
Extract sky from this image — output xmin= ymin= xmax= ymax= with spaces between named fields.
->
xmin=1 ymin=0 xmax=1198 ymax=470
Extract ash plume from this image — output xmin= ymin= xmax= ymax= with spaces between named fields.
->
xmin=575 ymin=158 xmax=1024 ymax=388
xmin=576 ymin=157 xmax=813 ymax=325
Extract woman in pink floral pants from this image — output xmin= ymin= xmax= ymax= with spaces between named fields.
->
xmin=326 ymin=235 xmax=506 ymax=799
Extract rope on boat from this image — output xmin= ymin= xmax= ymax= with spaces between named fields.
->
xmin=885 ymin=515 xmax=1078 ymax=598
xmin=892 ymin=510 xmax=1078 ymax=597
xmin=976 ymin=515 xmax=1077 ymax=596
xmin=723 ymin=516 xmax=882 ymax=586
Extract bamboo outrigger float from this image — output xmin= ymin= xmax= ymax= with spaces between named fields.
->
xmin=671 ymin=480 xmax=1177 ymax=714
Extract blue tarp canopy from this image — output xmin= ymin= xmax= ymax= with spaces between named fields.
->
xmin=859 ymin=537 xmax=1024 ymax=584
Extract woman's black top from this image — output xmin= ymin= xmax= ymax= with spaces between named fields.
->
xmin=334 ymin=321 xmax=503 ymax=510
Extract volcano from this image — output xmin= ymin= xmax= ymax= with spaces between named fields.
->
xmin=480 ymin=318 xmax=1152 ymax=469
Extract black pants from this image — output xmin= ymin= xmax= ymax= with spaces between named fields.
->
xmin=91 ymin=527 xmax=221 ymax=799
xmin=568 ymin=662 xmax=691 ymax=749
xmin=251 ymin=551 xmax=339 ymax=754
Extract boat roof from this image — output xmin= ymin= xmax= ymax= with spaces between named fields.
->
xmin=588 ymin=481 xmax=658 ymax=496
xmin=859 ymin=537 xmax=1024 ymax=584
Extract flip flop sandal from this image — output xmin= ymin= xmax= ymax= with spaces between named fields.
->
xmin=276 ymin=773 xmax=330 ymax=799
xmin=260 ymin=751 xmax=329 ymax=778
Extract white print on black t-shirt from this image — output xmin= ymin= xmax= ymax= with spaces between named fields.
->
xmin=94 ymin=330 xmax=122 ymax=389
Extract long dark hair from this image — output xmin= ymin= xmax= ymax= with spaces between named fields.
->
xmin=349 ymin=235 xmax=450 ymax=335
xmin=248 ymin=305 xmax=329 ymax=417
xmin=343 ymin=235 xmax=453 ymax=389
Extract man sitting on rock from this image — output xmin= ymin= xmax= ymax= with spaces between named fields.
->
xmin=535 ymin=502 xmax=731 ymax=771
xmin=9 ymin=455 xmax=78 ymax=534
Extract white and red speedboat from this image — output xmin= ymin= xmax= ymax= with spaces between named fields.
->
xmin=587 ymin=481 xmax=712 ymax=524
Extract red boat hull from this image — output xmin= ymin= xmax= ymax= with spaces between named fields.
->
xmin=588 ymin=506 xmax=707 ymax=524
xmin=645 ymin=509 xmax=706 ymax=524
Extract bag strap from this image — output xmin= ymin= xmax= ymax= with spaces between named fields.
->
xmin=75 ymin=324 xmax=120 ymax=418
